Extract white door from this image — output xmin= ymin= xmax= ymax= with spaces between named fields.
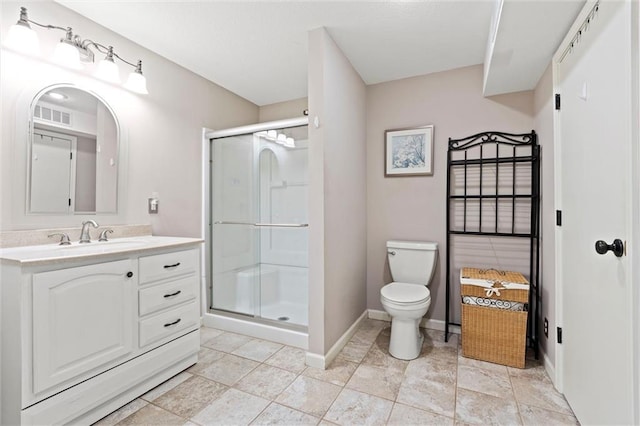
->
xmin=557 ymin=1 xmax=636 ymax=424
xmin=30 ymin=131 xmax=75 ymax=213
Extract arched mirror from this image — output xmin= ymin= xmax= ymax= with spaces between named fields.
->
xmin=28 ymin=85 xmax=119 ymax=214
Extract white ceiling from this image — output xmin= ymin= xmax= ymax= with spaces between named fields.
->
xmin=57 ymin=0 xmax=584 ymax=106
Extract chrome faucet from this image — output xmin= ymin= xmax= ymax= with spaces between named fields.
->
xmin=79 ymin=220 xmax=99 ymax=243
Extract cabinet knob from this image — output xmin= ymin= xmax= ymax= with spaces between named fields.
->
xmin=126 ymin=271 xmax=133 ymax=278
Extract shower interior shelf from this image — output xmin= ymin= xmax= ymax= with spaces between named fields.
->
xmin=445 ymin=130 xmax=540 ymax=356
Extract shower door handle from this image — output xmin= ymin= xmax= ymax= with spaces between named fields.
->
xmin=254 ymin=223 xmax=308 ymax=228
xmin=214 ymin=221 xmax=308 ymax=228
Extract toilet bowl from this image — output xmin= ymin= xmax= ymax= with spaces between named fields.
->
xmin=380 ymin=241 xmax=438 ymax=360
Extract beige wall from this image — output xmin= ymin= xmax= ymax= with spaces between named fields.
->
xmin=366 ymin=65 xmax=535 ymax=324
xmin=0 ymin=1 xmax=258 ymax=236
xmin=259 ymin=98 xmax=308 ymax=123
xmin=308 ymin=28 xmax=367 ymax=355
xmin=533 ymin=63 xmax=556 ymax=367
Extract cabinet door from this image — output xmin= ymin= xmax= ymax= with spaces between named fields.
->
xmin=32 ymin=259 xmax=136 ymax=394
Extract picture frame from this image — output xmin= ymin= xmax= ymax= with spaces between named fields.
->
xmin=384 ymin=125 xmax=434 ymax=177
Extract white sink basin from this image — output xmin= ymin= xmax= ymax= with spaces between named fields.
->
xmin=57 ymin=239 xmax=148 ymax=251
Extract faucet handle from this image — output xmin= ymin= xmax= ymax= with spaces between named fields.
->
xmin=48 ymin=233 xmax=71 ymax=245
xmin=98 ymin=229 xmax=114 ymax=242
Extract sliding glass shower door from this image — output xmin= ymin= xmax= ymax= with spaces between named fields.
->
xmin=210 ymin=126 xmax=308 ymax=328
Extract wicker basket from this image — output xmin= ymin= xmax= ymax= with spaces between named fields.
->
xmin=460 ymin=268 xmax=529 ymax=368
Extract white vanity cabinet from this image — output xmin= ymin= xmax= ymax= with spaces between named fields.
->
xmin=0 ymin=238 xmax=202 ymax=426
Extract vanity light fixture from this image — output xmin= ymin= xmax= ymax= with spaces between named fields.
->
xmin=5 ymin=7 xmax=149 ymax=94
xmin=254 ymin=130 xmax=296 ymax=148
xmin=266 ymin=130 xmax=278 ymax=141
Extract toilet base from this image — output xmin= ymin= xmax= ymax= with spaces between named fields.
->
xmin=388 ymin=317 xmax=424 ymax=360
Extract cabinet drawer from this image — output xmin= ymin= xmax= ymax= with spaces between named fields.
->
xmin=139 ymin=275 xmax=197 ymax=316
xmin=139 ymin=249 xmax=198 ymax=284
xmin=139 ymin=301 xmax=199 ymax=348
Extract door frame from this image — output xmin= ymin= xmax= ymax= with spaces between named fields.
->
xmin=551 ymin=0 xmax=640 ymax=420
xmin=30 ymin=127 xmax=78 ymax=213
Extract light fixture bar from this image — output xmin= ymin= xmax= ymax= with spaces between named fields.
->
xmin=5 ymin=6 xmax=148 ymax=94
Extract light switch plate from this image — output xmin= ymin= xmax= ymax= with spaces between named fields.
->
xmin=148 ymin=198 xmax=159 ymax=214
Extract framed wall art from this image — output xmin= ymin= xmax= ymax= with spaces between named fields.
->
xmin=384 ymin=125 xmax=434 ymax=177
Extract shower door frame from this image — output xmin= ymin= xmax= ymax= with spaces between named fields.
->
xmin=203 ymin=116 xmax=309 ymax=332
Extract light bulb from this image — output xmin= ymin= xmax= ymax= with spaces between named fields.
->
xmin=124 ymin=72 xmax=148 ymax=94
xmin=95 ymin=48 xmax=121 ymax=83
xmin=285 ymin=137 xmax=295 ymax=148
xmin=277 ymin=133 xmax=287 ymax=144
xmin=5 ymin=7 xmax=39 ymax=55
xmin=124 ymin=60 xmax=148 ymax=94
xmin=5 ymin=23 xmax=39 ymax=55
xmin=53 ymin=41 xmax=82 ymax=70
xmin=266 ymin=130 xmax=277 ymax=141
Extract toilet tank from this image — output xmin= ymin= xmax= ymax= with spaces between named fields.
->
xmin=387 ymin=240 xmax=438 ymax=285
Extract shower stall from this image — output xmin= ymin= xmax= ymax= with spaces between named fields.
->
xmin=205 ymin=118 xmax=309 ymax=345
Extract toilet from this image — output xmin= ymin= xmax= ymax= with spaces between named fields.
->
xmin=380 ymin=240 xmax=438 ymax=360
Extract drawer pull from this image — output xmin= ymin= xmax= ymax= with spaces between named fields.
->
xmin=163 ymin=318 xmax=181 ymax=327
xmin=163 ymin=262 xmax=181 ymax=269
xmin=163 ymin=290 xmax=182 ymax=298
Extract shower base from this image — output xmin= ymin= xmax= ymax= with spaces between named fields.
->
xmin=260 ymin=301 xmax=308 ymax=326
xmin=204 ymin=309 xmax=308 ymax=349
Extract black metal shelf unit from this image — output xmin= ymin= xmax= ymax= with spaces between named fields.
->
xmin=445 ymin=130 xmax=540 ymax=354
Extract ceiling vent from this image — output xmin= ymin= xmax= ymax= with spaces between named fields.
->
xmin=34 ymin=104 xmax=71 ymax=126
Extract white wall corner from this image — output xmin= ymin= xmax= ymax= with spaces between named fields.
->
xmin=482 ymin=0 xmax=505 ymax=94
xmin=305 ymin=310 xmax=367 ymax=370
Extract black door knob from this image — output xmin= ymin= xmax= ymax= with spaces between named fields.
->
xmin=595 ymin=239 xmax=624 ymax=257
xmin=126 ymin=271 xmax=134 ymax=278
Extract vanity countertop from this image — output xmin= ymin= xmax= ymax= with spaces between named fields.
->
xmin=0 ymin=236 xmax=203 ymax=266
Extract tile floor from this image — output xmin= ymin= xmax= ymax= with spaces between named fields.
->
xmin=95 ymin=319 xmax=579 ymax=425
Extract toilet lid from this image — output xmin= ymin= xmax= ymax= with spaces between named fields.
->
xmin=381 ymin=282 xmax=430 ymax=304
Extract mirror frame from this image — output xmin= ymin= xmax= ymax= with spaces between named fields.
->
xmin=26 ymin=84 xmax=121 ymax=215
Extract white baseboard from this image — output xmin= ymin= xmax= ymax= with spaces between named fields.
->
xmin=367 ymin=309 xmax=461 ymax=334
xmin=305 ymin=310 xmax=368 ymax=370
xmin=304 ymin=352 xmax=326 ymax=370
xmin=367 ymin=309 xmax=390 ymax=322
xmin=542 ymin=349 xmax=557 ymax=389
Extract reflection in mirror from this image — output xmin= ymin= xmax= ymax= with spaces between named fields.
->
xmin=29 ymin=86 xmax=118 ymax=214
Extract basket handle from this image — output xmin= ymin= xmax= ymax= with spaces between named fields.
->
xmin=478 ymin=268 xmax=506 ymax=276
